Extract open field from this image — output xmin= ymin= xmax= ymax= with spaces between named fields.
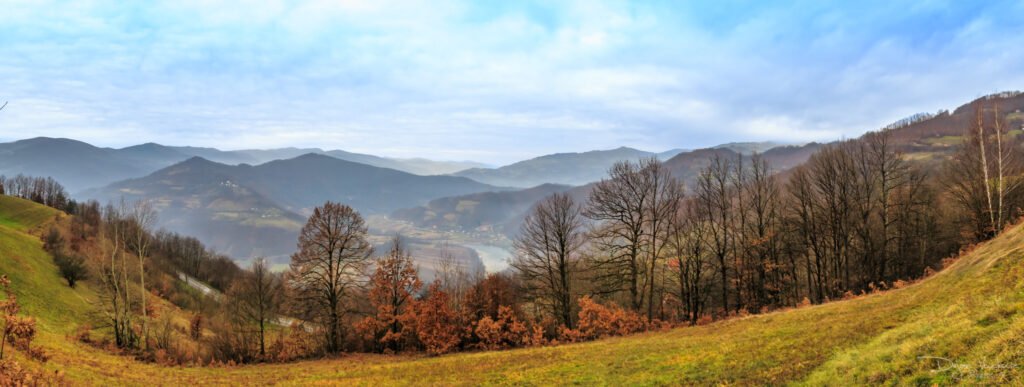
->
xmin=3 ymin=195 xmax=1024 ymax=385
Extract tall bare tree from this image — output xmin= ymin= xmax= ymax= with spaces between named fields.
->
xmin=97 ymin=201 xmax=136 ymax=348
xmin=944 ymin=103 xmax=1022 ymax=240
xmin=668 ymin=201 xmax=711 ymax=324
xmin=639 ymin=158 xmax=684 ymax=320
xmin=585 ymin=161 xmax=649 ymax=311
xmin=227 ymin=257 xmax=282 ymax=357
xmin=512 ymin=192 xmax=585 ymax=328
xmin=695 ymin=155 xmax=734 ymax=314
xmin=288 ymin=202 xmax=373 ymax=353
xmin=126 ymin=200 xmax=156 ymax=349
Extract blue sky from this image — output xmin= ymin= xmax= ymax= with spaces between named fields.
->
xmin=1 ymin=1 xmax=1022 ymax=164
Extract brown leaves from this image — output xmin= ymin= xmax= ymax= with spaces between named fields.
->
xmin=356 ymin=237 xmax=423 ymax=353
xmin=473 ymin=306 xmax=528 ymax=350
xmin=412 ymin=283 xmax=461 ymax=356
xmin=560 ymin=296 xmax=649 ymax=342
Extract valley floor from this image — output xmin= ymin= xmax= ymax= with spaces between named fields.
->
xmin=4 ymin=195 xmax=1024 ymax=385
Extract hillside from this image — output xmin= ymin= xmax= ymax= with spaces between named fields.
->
xmin=0 ymin=138 xmax=156 ymax=192
xmin=0 ymin=138 xmax=491 ymax=195
xmin=3 ymin=194 xmax=1024 ymax=384
xmin=391 ymin=183 xmax=574 ymax=234
xmin=397 ymin=143 xmax=823 ymax=237
xmin=81 ymin=155 xmax=502 ymax=260
xmin=882 ymin=91 xmax=1024 ymax=159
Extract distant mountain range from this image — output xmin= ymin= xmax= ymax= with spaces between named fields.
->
xmin=0 ymin=138 xmax=489 ymax=192
xmin=450 ymin=146 xmax=694 ymax=188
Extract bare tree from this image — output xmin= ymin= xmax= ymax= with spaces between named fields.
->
xmin=639 ymin=158 xmax=684 ymax=320
xmin=944 ymin=103 xmax=1022 ymax=240
xmin=695 ymin=155 xmax=734 ymax=314
xmin=97 ymin=201 xmax=136 ymax=348
xmin=668 ymin=201 xmax=711 ymax=324
xmin=126 ymin=200 xmax=156 ymax=349
xmin=227 ymin=257 xmax=282 ymax=357
xmin=288 ymin=202 xmax=373 ymax=353
xmin=512 ymin=192 xmax=585 ymax=328
xmin=585 ymin=161 xmax=649 ymax=312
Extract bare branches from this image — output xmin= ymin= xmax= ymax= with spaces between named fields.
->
xmin=288 ymin=202 xmax=373 ymax=353
xmin=512 ymin=192 xmax=584 ymax=328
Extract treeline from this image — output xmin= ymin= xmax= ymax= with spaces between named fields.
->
xmin=511 ymin=103 xmax=1018 ymax=330
xmin=0 ymin=174 xmax=71 ymax=210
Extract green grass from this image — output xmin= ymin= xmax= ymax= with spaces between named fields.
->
xmin=4 ymin=195 xmax=1024 ymax=385
xmin=923 ymin=135 xmax=964 ymax=146
xmin=0 ymin=195 xmax=60 ymax=231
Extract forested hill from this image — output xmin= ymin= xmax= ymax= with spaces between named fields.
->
xmin=80 ymin=154 xmax=504 ymax=259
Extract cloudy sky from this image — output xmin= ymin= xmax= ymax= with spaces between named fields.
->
xmin=1 ymin=1 xmax=1022 ymax=164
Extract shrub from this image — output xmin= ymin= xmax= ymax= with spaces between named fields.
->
xmin=0 ymin=358 xmax=64 ymax=386
xmin=414 ymin=283 xmax=461 ymax=356
xmin=474 ymin=316 xmax=502 ymax=350
xmin=53 ymin=252 xmax=88 ymax=288
xmin=268 ymin=322 xmax=320 ymax=362
xmin=41 ymin=227 xmax=64 ymax=253
xmin=560 ymin=296 xmax=648 ymax=342
xmin=797 ymin=297 xmax=812 ymax=308
xmin=190 ymin=314 xmax=204 ymax=341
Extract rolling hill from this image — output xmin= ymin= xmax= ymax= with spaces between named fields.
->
xmin=391 ymin=183 xmax=574 ymax=235
xmin=81 ymin=154 xmax=503 ymax=259
xmin=4 ymin=194 xmax=1024 ymax=384
xmin=0 ymin=137 xmax=158 ymax=192
xmin=0 ymin=138 xmax=492 ymax=195
xmin=396 ymin=143 xmax=823 ymax=237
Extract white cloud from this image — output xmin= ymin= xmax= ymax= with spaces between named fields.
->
xmin=0 ymin=1 xmax=1021 ymax=164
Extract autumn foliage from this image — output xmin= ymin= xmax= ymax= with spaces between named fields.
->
xmin=559 ymin=296 xmax=649 ymax=342
xmin=356 ymin=237 xmax=422 ymax=353
xmin=412 ymin=283 xmax=461 ymax=355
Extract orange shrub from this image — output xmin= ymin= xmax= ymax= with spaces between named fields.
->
xmin=268 ymin=322 xmax=319 ymax=362
xmin=562 ymin=296 xmax=648 ymax=342
xmin=472 ymin=306 xmax=530 ymax=350
xmin=797 ymin=297 xmax=812 ymax=308
xmin=413 ymin=283 xmax=461 ymax=356
xmin=474 ymin=316 xmax=502 ymax=350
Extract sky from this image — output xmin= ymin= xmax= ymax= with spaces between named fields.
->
xmin=1 ymin=1 xmax=1022 ymax=165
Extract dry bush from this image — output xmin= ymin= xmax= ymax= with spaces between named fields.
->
xmin=189 ymin=314 xmax=203 ymax=341
xmin=268 ymin=322 xmax=320 ymax=363
xmin=0 ymin=359 xmax=64 ymax=386
xmin=472 ymin=306 xmax=529 ymax=350
xmin=797 ymin=297 xmax=812 ymax=308
xmin=559 ymin=296 xmax=648 ymax=342
xmin=72 ymin=324 xmax=93 ymax=344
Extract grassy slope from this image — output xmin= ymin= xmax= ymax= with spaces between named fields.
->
xmin=2 ymin=195 xmax=1024 ymax=385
